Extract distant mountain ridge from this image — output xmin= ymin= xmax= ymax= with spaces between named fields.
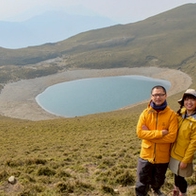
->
xmin=0 ymin=10 xmax=117 ymax=49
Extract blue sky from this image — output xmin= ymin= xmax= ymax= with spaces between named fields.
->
xmin=1 ymin=0 xmax=196 ymax=24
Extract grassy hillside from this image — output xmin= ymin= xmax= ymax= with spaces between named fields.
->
xmin=0 ymin=96 xmax=196 ymax=196
xmin=0 ymin=107 xmax=141 ymax=195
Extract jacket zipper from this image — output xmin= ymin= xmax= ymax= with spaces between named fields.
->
xmin=153 ymin=112 xmax=159 ymax=162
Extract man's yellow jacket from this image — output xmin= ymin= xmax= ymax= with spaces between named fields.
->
xmin=137 ymin=104 xmax=178 ymax=164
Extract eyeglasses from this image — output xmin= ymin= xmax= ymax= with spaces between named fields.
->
xmin=151 ymin=94 xmax=166 ymax=97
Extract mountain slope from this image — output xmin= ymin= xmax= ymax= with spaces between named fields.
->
xmin=0 ymin=4 xmax=196 ymax=73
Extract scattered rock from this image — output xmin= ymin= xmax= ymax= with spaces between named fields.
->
xmin=8 ymin=176 xmax=16 ymax=184
xmin=114 ymin=188 xmax=119 ymax=194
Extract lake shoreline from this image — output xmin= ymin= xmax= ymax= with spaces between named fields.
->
xmin=0 ymin=67 xmax=192 ymax=121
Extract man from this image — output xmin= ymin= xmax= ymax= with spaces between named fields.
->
xmin=135 ymin=85 xmax=178 ymax=196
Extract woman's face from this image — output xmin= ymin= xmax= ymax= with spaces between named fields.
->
xmin=184 ymin=95 xmax=196 ymax=113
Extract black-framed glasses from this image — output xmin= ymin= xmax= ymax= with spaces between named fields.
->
xmin=151 ymin=94 xmax=166 ymax=97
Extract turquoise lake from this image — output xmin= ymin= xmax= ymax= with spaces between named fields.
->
xmin=36 ymin=75 xmax=170 ymax=117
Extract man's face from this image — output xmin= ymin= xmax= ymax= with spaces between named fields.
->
xmin=151 ymin=88 xmax=167 ymax=106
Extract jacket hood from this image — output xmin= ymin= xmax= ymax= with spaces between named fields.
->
xmin=180 ymin=107 xmax=196 ymax=121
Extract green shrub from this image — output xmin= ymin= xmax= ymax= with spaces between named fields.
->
xmin=37 ymin=167 xmax=56 ymax=176
xmin=115 ymin=170 xmax=135 ymax=186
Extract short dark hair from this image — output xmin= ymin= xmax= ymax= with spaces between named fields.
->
xmin=151 ymin=85 xmax=167 ymax=94
xmin=183 ymin=94 xmax=196 ymax=100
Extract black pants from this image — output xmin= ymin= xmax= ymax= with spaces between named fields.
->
xmin=174 ymin=174 xmax=187 ymax=194
xmin=135 ymin=158 xmax=168 ymax=196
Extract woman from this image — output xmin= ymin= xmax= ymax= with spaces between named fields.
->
xmin=169 ymin=89 xmax=196 ymax=196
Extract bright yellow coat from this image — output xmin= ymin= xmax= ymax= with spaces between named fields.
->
xmin=170 ymin=108 xmax=196 ymax=163
xmin=137 ymin=104 xmax=178 ymax=164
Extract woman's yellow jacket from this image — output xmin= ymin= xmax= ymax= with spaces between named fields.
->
xmin=170 ymin=108 xmax=196 ymax=163
xmin=137 ymin=104 xmax=178 ymax=164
